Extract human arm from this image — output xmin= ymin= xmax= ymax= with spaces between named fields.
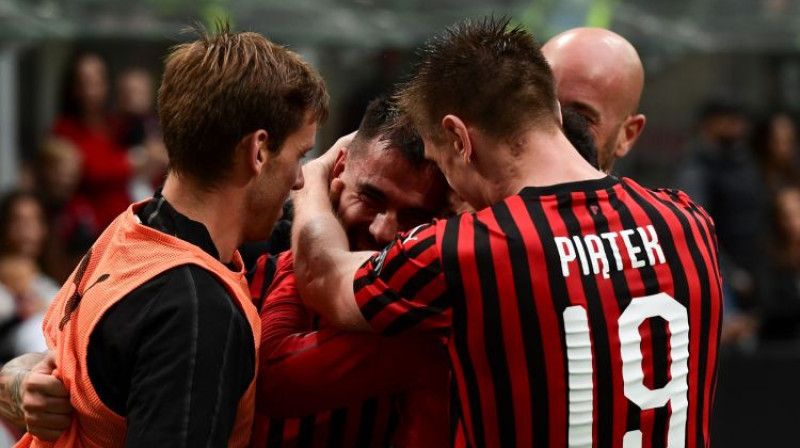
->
xmin=291 ymin=136 xmax=372 ymax=331
xmin=0 ymin=351 xmax=72 ymax=441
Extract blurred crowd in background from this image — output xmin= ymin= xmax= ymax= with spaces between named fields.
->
xmin=0 ymin=52 xmax=168 ymax=360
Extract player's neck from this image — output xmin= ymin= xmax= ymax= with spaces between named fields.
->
xmin=161 ymin=174 xmax=245 ymax=263
xmin=489 ymin=128 xmax=605 ymax=200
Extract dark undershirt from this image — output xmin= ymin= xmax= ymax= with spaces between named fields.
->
xmin=86 ymin=194 xmax=255 ymax=447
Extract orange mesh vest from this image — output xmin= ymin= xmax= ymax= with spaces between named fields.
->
xmin=15 ymin=200 xmax=261 ymax=448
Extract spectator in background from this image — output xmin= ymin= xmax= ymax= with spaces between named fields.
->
xmin=112 ymin=68 xmax=168 ymax=201
xmin=0 ymin=192 xmax=60 ymax=358
xmin=752 ymin=111 xmax=800 ymax=192
xmin=679 ymin=98 xmax=768 ymax=343
xmin=35 ymin=138 xmax=98 ymax=282
xmin=761 ymin=184 xmax=800 ymax=341
xmin=52 ymin=53 xmax=153 ymax=230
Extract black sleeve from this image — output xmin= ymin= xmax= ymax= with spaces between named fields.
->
xmin=87 ymin=265 xmax=255 ymax=448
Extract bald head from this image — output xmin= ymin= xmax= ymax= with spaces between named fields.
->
xmin=543 ymin=28 xmax=646 ymax=172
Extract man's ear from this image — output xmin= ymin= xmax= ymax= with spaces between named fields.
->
xmin=442 ymin=114 xmax=472 ymax=164
xmin=241 ymin=130 xmax=270 ymax=175
xmin=329 ymin=147 xmax=349 ymax=207
xmin=331 ymin=146 xmax=348 ymax=180
xmin=615 ymin=113 xmax=646 ymax=159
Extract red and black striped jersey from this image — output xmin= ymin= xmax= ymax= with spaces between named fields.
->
xmin=354 ymin=176 xmax=723 ymax=448
xmin=250 ymin=252 xmax=450 ymax=448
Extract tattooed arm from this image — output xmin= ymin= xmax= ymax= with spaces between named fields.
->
xmin=0 ymin=353 xmax=43 ymax=426
xmin=0 ymin=352 xmax=71 ymax=441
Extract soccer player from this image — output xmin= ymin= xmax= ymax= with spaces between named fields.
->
xmin=7 ymin=24 xmax=329 ymax=447
xmin=249 ymin=96 xmax=451 ymax=447
xmin=291 ymin=18 xmax=722 ymax=448
xmin=542 ymin=27 xmax=647 ymax=172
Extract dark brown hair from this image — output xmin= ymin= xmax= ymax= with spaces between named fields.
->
xmin=397 ymin=17 xmax=558 ymax=144
xmin=158 ymin=21 xmax=329 ymax=188
xmin=351 ymin=95 xmax=426 ymax=166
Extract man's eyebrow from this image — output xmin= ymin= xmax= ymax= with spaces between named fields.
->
xmin=356 ymin=181 xmax=387 ymax=200
xmin=565 ymin=102 xmax=601 ymax=121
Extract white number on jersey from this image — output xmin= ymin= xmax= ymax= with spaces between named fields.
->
xmin=563 ymin=293 xmax=689 ymax=448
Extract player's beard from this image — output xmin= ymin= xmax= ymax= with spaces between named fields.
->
xmin=243 ymin=183 xmax=281 ymax=242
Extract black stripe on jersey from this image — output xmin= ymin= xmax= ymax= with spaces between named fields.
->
xmin=651 ymin=317 xmax=670 ymax=390
xmin=298 ymin=415 xmax=315 ymax=448
xmin=681 ymin=197 xmax=722 ymax=278
xmin=370 ymin=235 xmax=436 ymax=287
xmin=585 ymin=191 xmax=634 ymax=444
xmin=524 ymin=197 xmax=572 ymax=446
xmin=679 ymin=198 xmax=724 ymax=428
xmin=641 ymin=188 xmax=715 ymax=448
xmin=473 ymin=214 xmax=517 ymax=447
xmin=607 ymin=191 xmax=669 ymax=448
xmin=671 ymin=193 xmax=724 ymax=419
xmin=621 ymin=184 xmax=697 ymax=448
xmin=359 ymin=258 xmax=444 ymax=322
xmin=493 ymin=201 xmax=548 ymax=446
xmin=382 ymin=292 xmax=451 ymax=336
xmin=266 ymin=418 xmax=284 ymax=448
xmin=557 ymin=193 xmax=614 ymax=448
xmin=355 ymin=397 xmax=379 ymax=448
xmin=327 ymin=408 xmax=348 ymax=448
xmin=360 ymin=289 xmax=403 ymax=321
xmin=585 ymin=192 xmax=634 ymax=310
xmin=610 ymin=190 xmax=687 ymax=442
xmin=353 ymin=275 xmax=373 ymax=296
xmin=606 ymin=193 xmax=662 ymax=295
xmin=441 ymin=216 xmax=486 ymax=447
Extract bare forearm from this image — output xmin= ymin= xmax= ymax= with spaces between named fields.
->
xmin=291 ymin=161 xmax=370 ymax=330
xmin=0 ymin=353 xmax=44 ymax=426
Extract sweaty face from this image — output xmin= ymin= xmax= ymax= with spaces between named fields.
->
xmin=243 ymin=118 xmax=316 ymax=241
xmin=335 ymin=140 xmax=447 ymax=251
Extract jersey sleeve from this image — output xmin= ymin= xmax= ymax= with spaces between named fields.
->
xmin=257 ymin=250 xmax=451 ymax=419
xmin=353 ymin=222 xmax=452 ymax=336
xmin=258 ymin=251 xmax=315 ymax=358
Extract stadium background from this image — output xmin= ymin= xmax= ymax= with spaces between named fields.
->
xmin=0 ymin=0 xmax=797 ymax=446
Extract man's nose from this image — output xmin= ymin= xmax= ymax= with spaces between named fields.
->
xmin=369 ymin=212 xmax=399 ymax=246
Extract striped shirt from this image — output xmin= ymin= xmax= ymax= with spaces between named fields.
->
xmin=250 ymin=252 xmax=449 ymax=448
xmin=354 ymin=176 xmax=722 ymax=448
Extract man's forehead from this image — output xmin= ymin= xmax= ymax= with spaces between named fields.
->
xmin=352 ymin=150 xmax=445 ymax=204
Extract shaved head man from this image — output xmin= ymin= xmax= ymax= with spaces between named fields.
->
xmin=543 ymin=27 xmax=646 ymax=172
